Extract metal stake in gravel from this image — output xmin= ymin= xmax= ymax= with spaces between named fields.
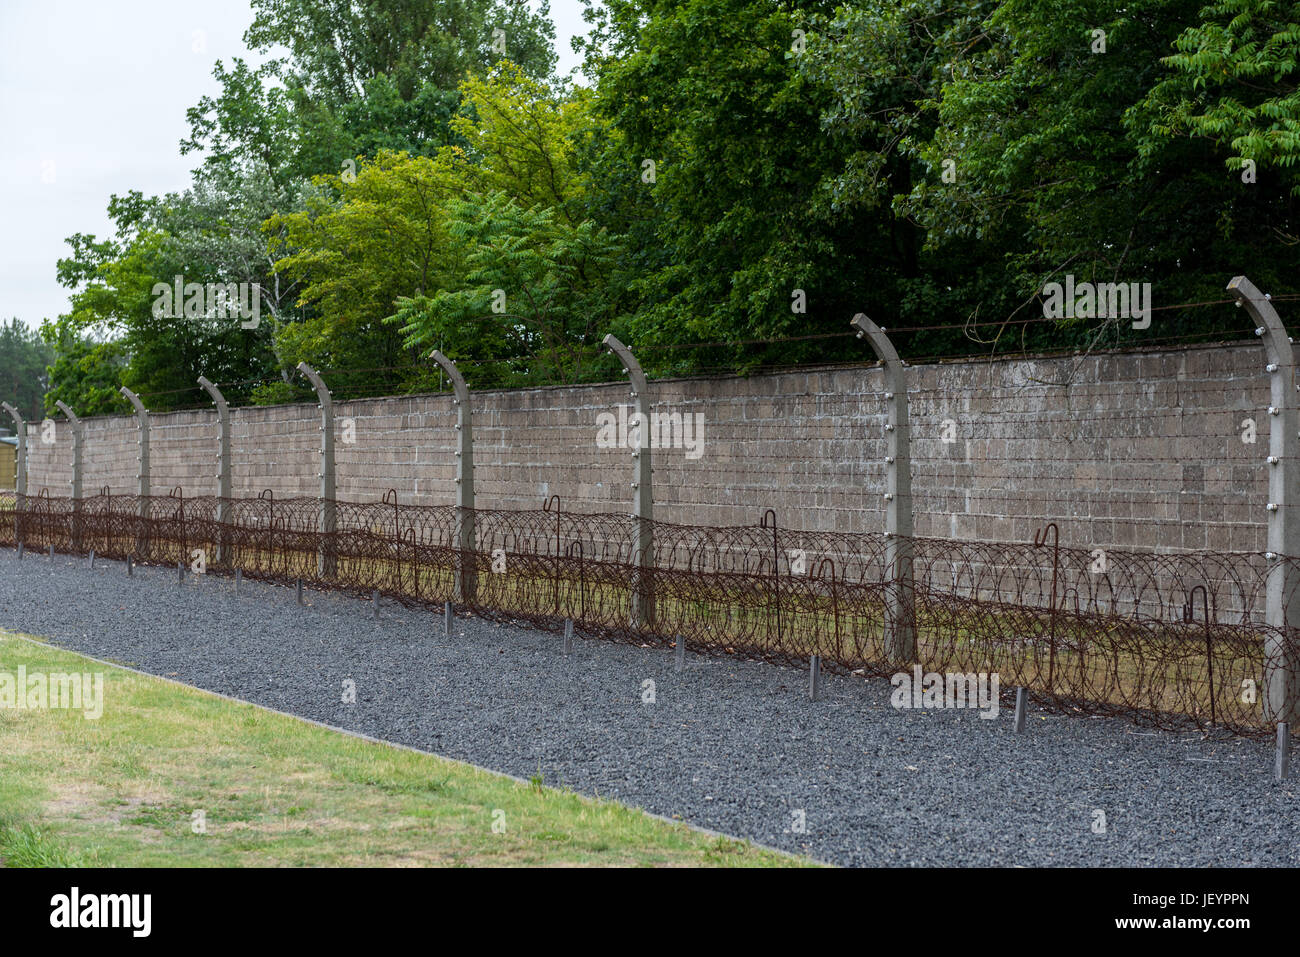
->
xmin=127 ymin=555 xmax=133 ymax=576
xmin=296 ymin=577 xmax=303 ymax=605
xmin=88 ymin=549 xmax=94 ymax=568
xmin=564 ymin=618 xmax=574 ymax=655
xmin=234 ymin=568 xmax=241 ymax=594
xmin=1014 ymin=687 xmax=1028 ymax=733
xmin=47 ymin=544 xmax=53 ymax=562
xmin=1276 ymin=722 xmax=1290 ymax=781
xmin=809 ymin=655 xmax=821 ymax=701
xmin=674 ymin=634 xmax=685 ymax=672
xmin=372 ymin=589 xmax=380 ymax=619
xmin=16 ymin=542 xmax=22 ymax=561
xmin=444 ymin=601 xmax=453 ymax=636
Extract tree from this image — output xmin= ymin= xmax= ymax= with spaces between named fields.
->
xmin=447 ymin=66 xmax=593 ymax=216
xmin=0 ymin=320 xmax=54 ymax=421
xmin=267 ymin=67 xmax=616 ymax=385
xmin=1140 ymin=0 xmax=1300 ymax=199
xmin=576 ymin=0 xmax=893 ymax=373
xmin=884 ymin=0 xmax=1298 ymax=355
xmin=44 ymin=166 xmax=295 ymax=412
xmin=390 ymin=191 xmax=625 ymax=387
xmin=244 ymin=0 xmax=557 ymax=104
xmin=39 ymin=330 xmax=126 ymax=419
xmin=266 ymin=149 xmax=466 ymax=380
xmin=183 ymin=0 xmax=559 ymax=189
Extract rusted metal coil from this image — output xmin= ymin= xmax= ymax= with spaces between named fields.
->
xmin=2 ymin=491 xmax=1294 ymax=737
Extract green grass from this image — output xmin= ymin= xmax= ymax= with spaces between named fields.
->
xmin=0 ymin=631 xmax=815 ymax=868
xmin=0 ymin=820 xmax=81 ymax=867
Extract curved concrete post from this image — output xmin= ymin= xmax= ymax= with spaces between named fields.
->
xmin=119 ymin=387 xmax=150 ymax=502
xmin=432 ymin=351 xmax=476 ymax=602
xmin=53 ymin=401 xmax=82 ymax=501
xmin=602 ymin=334 xmax=654 ymax=628
xmin=198 ymin=376 xmax=233 ymax=563
xmin=2 ymin=402 xmax=26 ymax=544
xmin=119 ymin=387 xmax=150 ymax=553
xmin=54 ymin=400 xmax=83 ymax=550
xmin=1230 ymin=275 xmax=1300 ymax=722
xmin=851 ymin=314 xmax=917 ymax=661
xmin=297 ymin=363 xmax=336 ymax=577
xmin=2 ymin=402 xmax=26 ymax=499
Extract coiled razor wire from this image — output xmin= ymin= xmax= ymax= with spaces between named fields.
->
xmin=2 ymin=489 xmax=1296 ymax=738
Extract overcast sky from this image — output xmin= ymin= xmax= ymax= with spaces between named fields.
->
xmin=0 ymin=0 xmax=592 ymax=332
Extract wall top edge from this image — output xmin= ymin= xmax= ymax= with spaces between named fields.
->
xmin=33 ymin=337 xmax=1263 ymax=426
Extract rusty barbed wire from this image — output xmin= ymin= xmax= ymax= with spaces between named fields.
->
xmin=1 ymin=490 xmax=1294 ymax=738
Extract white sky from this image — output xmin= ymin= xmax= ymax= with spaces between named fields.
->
xmin=0 ymin=0 xmax=592 ymax=331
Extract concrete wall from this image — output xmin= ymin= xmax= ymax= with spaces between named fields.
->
xmin=22 ymin=341 xmax=1270 ymax=553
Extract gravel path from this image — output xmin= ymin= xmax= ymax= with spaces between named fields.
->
xmin=1 ymin=548 xmax=1296 ymax=866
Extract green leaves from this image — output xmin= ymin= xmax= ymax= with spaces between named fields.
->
xmin=581 ymin=0 xmax=876 ymax=364
xmin=243 ymin=0 xmax=556 ymax=105
xmin=40 ymin=0 xmax=1300 ymax=413
xmin=38 ymin=331 xmax=127 ymax=419
xmin=1142 ymin=0 xmax=1300 ymax=194
xmin=391 ymin=191 xmax=624 ymax=387
xmin=0 ymin=320 xmax=54 ymax=421
xmin=46 ymin=165 xmax=295 ymax=412
xmin=267 ymin=69 xmax=620 ymax=388
xmin=267 ymin=148 xmax=464 ymax=376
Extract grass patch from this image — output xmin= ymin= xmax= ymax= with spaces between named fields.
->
xmin=0 ymin=819 xmax=83 ymax=867
xmin=0 ymin=631 xmax=814 ymax=868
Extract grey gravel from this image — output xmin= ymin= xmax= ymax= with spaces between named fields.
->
xmin=1 ymin=548 xmax=1297 ymax=867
